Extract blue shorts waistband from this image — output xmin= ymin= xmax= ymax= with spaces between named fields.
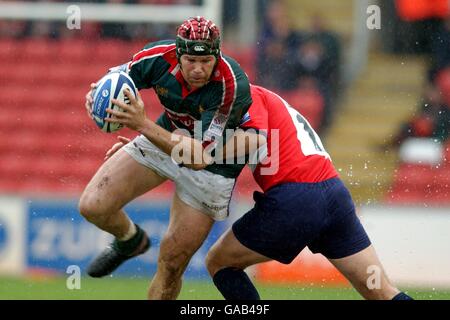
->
xmin=266 ymin=177 xmax=341 ymax=193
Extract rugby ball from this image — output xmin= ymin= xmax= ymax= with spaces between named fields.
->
xmin=91 ymin=71 xmax=137 ymax=133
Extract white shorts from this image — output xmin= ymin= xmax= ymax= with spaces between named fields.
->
xmin=123 ymin=135 xmax=236 ymax=221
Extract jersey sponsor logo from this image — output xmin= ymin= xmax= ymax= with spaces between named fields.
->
xmin=165 ymin=111 xmax=195 ymax=130
xmin=156 ymin=85 xmax=169 ymax=98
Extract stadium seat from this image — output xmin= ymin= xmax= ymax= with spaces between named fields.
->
xmin=281 ymin=86 xmax=324 ymax=131
xmin=392 ymin=163 xmax=436 ymax=190
xmin=0 ymin=39 xmax=20 ymax=63
xmin=19 ymin=38 xmax=57 ymax=64
xmin=436 ymin=68 xmax=450 ymax=107
xmin=443 ymin=141 xmax=450 ymax=165
xmin=93 ymin=39 xmax=131 ymax=66
xmin=387 ymin=161 xmax=450 ymax=204
xmin=56 ymin=39 xmax=96 ymax=64
xmin=433 ymin=167 xmax=450 ymax=187
xmin=385 ymin=186 xmax=431 ymax=204
xmin=222 ymin=45 xmax=257 ymax=83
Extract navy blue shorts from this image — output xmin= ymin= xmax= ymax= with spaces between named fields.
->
xmin=232 ymin=178 xmax=371 ymax=264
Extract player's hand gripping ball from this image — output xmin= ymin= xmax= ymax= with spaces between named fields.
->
xmin=91 ymin=71 xmax=137 ymax=133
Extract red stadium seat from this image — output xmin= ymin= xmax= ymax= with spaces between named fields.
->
xmin=396 ymin=0 xmax=449 ymax=21
xmin=18 ymin=38 xmax=57 ymax=64
xmin=436 ymin=68 xmax=450 ymax=107
xmin=0 ymin=39 xmax=22 ymax=64
xmin=93 ymin=39 xmax=132 ymax=66
xmin=56 ymin=39 xmax=95 ymax=64
xmin=387 ymin=162 xmax=450 ymax=204
xmin=281 ymin=86 xmax=324 ymax=131
xmin=222 ymin=44 xmax=257 ymax=83
xmin=443 ymin=141 xmax=450 ymax=165
xmin=392 ymin=163 xmax=436 ymax=190
xmin=385 ymin=186 xmax=431 ymax=204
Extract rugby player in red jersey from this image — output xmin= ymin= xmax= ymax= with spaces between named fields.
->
xmin=205 ymin=85 xmax=413 ymax=300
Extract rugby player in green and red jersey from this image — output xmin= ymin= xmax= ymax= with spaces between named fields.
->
xmin=79 ymin=16 xmax=253 ymax=299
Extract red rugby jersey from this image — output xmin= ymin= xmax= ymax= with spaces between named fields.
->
xmin=240 ymin=85 xmax=338 ymax=192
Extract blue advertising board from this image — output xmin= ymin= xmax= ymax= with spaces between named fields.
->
xmin=27 ymin=199 xmax=228 ymax=279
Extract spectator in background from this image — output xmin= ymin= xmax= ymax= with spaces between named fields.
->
xmin=299 ymin=14 xmax=341 ymax=133
xmin=100 ymin=0 xmax=135 ymax=40
xmin=293 ymin=36 xmax=333 ymax=133
xmin=382 ymin=83 xmax=450 ymax=150
xmin=294 ymin=37 xmax=329 ymax=86
xmin=256 ymin=1 xmax=342 ymax=133
xmin=0 ymin=21 xmax=29 ymax=38
xmin=307 ymin=13 xmax=341 ymax=97
xmin=256 ymin=0 xmax=301 ymax=91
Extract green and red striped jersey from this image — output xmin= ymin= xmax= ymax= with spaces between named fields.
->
xmin=125 ymin=40 xmax=253 ymax=179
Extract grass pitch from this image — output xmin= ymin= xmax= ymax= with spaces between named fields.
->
xmin=0 ymin=277 xmax=449 ymax=300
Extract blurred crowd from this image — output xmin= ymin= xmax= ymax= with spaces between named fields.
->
xmin=383 ymin=14 xmax=450 ymax=151
xmin=255 ymin=0 xmax=341 ymax=133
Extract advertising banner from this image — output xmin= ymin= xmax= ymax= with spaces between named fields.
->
xmin=26 ymin=199 xmax=227 ymax=279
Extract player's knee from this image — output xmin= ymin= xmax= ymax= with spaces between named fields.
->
xmin=158 ymin=252 xmax=188 ymax=279
xmin=158 ymin=235 xmax=194 ymax=279
xmin=78 ymin=192 xmax=109 ymax=222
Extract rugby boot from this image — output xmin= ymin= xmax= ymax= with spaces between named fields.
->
xmin=87 ymin=224 xmax=150 ymax=278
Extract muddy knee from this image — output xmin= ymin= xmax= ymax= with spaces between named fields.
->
xmin=158 ymin=235 xmax=197 ymax=280
xmin=78 ymin=186 xmax=115 ymax=223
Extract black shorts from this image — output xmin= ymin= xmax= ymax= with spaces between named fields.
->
xmin=232 ymin=178 xmax=371 ymax=264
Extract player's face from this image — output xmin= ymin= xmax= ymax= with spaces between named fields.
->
xmin=180 ymin=55 xmax=216 ymax=89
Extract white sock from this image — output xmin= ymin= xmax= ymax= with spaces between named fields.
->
xmin=118 ymin=219 xmax=137 ymax=241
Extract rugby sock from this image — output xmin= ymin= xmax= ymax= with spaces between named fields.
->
xmin=392 ymin=292 xmax=414 ymax=300
xmin=213 ymin=267 xmax=260 ymax=300
xmin=117 ymin=218 xmax=137 ymax=241
xmin=113 ymin=223 xmax=143 ymax=256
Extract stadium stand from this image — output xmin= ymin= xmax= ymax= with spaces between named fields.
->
xmin=383 ymin=2 xmax=450 ymax=206
xmin=0 ymin=38 xmax=158 ymax=195
xmin=0 ymin=0 xmax=338 ymax=198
